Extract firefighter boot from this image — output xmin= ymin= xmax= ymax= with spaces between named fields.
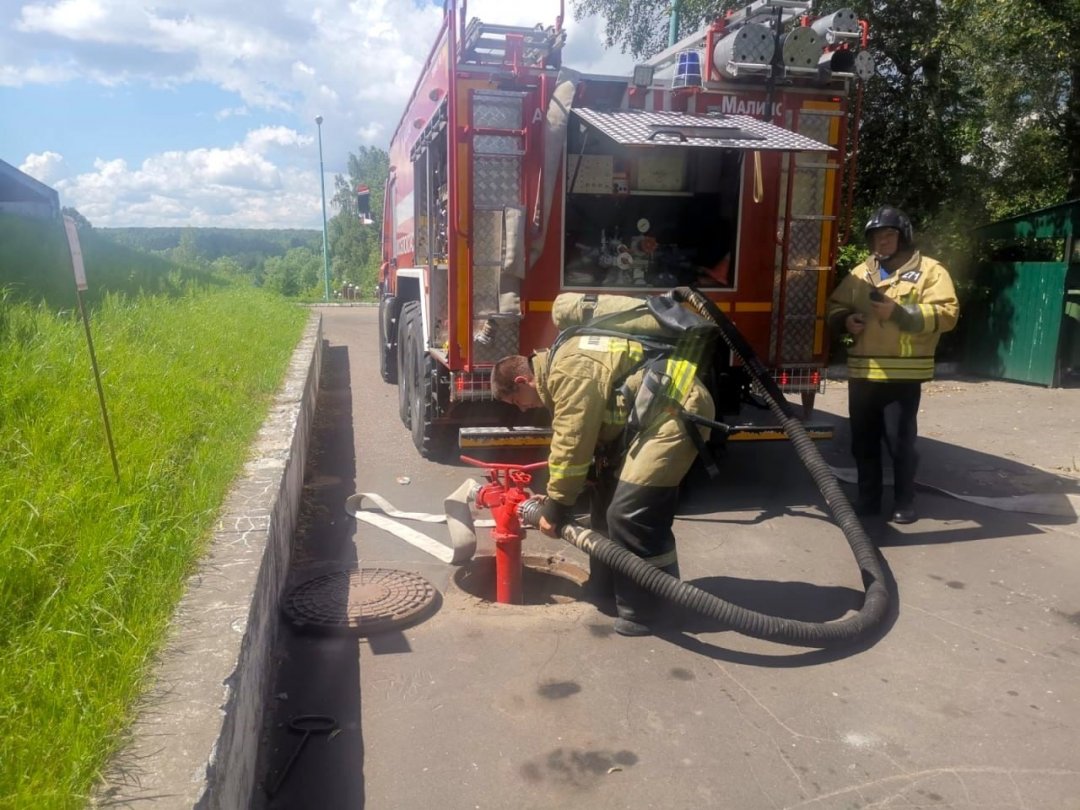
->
xmin=613 ymin=561 xmax=679 ymax=637
xmin=585 ymin=558 xmax=617 ymax=616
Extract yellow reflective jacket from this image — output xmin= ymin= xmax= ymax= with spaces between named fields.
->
xmin=827 ymin=251 xmax=959 ymax=381
xmin=532 ymin=337 xmax=646 ymax=507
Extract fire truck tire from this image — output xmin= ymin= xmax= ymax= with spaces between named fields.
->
xmin=397 ymin=302 xmax=420 ymax=428
xmin=379 ymin=295 xmax=399 ymax=384
xmin=411 ymin=351 xmax=444 ymax=459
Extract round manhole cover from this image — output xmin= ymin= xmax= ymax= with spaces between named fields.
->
xmin=282 ymin=568 xmax=439 ymax=635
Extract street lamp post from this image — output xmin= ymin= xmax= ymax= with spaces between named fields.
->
xmin=315 ymin=115 xmax=331 ymax=302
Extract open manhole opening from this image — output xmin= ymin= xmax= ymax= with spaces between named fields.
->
xmin=453 ymin=554 xmax=589 ymax=605
xmin=282 ymin=567 xmax=440 ymax=636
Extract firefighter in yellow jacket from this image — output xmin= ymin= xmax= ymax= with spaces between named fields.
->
xmin=492 ymin=334 xmax=713 ymax=636
xmin=827 ymin=206 xmax=959 ymax=524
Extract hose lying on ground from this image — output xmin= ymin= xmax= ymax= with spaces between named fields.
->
xmin=522 ymin=287 xmax=890 ymax=649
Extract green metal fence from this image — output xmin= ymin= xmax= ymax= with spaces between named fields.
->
xmin=966 ymin=200 xmax=1080 ymax=387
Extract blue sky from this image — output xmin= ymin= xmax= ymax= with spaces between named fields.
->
xmin=1 ymin=0 xmax=634 ymax=229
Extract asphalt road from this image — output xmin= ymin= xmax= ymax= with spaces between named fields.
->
xmin=256 ymin=306 xmax=1080 ymax=809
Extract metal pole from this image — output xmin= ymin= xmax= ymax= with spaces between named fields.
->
xmin=668 ymin=0 xmax=682 ymax=47
xmin=77 ymin=289 xmax=121 ymax=482
xmin=315 ymin=115 xmax=331 ymax=301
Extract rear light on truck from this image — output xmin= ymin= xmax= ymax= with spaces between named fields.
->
xmin=774 ymin=367 xmax=826 ymax=393
xmin=450 ymin=371 xmax=493 ymax=402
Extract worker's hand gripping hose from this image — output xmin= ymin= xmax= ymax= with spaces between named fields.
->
xmin=520 ymin=287 xmax=890 ymax=649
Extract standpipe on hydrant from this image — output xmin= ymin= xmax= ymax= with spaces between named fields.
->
xmin=461 ymin=456 xmax=547 ymax=605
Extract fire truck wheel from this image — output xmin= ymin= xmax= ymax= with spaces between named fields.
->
xmin=379 ymin=295 xmax=399 ymax=384
xmin=411 ymin=350 xmax=441 ymax=458
xmin=397 ymin=301 xmax=420 ymax=428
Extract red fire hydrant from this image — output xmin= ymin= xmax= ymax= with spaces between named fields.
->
xmin=461 ymin=457 xmax=547 ymax=604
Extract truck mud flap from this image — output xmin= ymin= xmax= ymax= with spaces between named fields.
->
xmin=458 ymin=426 xmax=554 ymax=450
xmin=726 ymin=423 xmax=833 ymax=441
xmin=458 ymin=423 xmax=833 ymax=449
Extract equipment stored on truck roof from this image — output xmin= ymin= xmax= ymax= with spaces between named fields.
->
xmin=375 ymin=0 xmax=872 ymax=458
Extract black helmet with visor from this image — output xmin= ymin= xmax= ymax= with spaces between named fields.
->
xmin=864 ymin=205 xmax=914 ymax=262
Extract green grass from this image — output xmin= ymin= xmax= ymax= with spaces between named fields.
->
xmin=0 ymin=284 xmax=309 ymax=807
xmin=0 ymin=214 xmax=217 ymax=311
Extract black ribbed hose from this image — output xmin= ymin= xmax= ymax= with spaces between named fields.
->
xmin=519 ymin=287 xmax=890 ymax=649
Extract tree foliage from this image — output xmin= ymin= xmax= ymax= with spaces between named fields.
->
xmin=262 ymin=247 xmax=323 ymax=298
xmin=61 ymin=206 xmax=92 ymax=230
xmin=326 ymin=145 xmax=389 ymax=298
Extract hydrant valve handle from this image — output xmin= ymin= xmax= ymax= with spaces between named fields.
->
xmin=509 ymin=469 xmax=532 ymax=486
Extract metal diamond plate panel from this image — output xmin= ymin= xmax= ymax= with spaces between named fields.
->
xmin=415 ymin=166 xmax=429 ymax=261
xmin=797 ymin=112 xmax=833 ymax=146
xmin=472 ymin=320 xmax=519 ymax=363
xmin=782 ymin=267 xmax=819 ymax=362
xmin=788 ymin=219 xmax=823 ymax=268
xmin=475 ymin=134 xmax=523 ymax=155
xmin=474 ymin=156 xmax=521 ymax=208
xmin=473 ymin=92 xmax=523 ymax=130
xmin=791 ymin=166 xmax=826 ymax=217
xmin=572 ymin=108 xmax=834 ymax=152
xmin=473 ymin=264 xmax=500 ymax=315
xmin=474 ymin=210 xmax=503 ymax=266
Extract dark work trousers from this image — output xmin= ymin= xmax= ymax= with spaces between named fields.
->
xmin=606 ymin=482 xmax=681 ymax=625
xmin=848 ymin=378 xmax=922 ymax=510
xmin=598 ymin=378 xmax=712 ymax=625
xmin=585 ymin=460 xmax=618 ymax=605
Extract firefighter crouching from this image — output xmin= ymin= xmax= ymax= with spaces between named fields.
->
xmin=827 ymin=206 xmax=959 ymax=525
xmin=492 ymin=334 xmax=714 ymax=637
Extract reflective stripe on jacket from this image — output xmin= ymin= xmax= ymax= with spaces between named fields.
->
xmin=827 ymin=251 xmax=959 ymax=381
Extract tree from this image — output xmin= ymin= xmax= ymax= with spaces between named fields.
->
xmin=952 ymin=0 xmax=1080 ymax=218
xmin=61 ymin=207 xmax=92 ymax=230
xmin=262 ymin=247 xmax=321 ymax=298
xmin=327 ymin=146 xmax=390 ymax=298
xmin=169 ymin=228 xmax=204 ymax=268
xmin=572 ymin=0 xmax=730 ymax=59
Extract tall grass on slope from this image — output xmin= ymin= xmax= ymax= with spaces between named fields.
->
xmin=0 ymin=285 xmax=309 ymax=807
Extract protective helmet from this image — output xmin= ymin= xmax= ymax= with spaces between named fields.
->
xmin=864 ymin=205 xmax=913 ymax=248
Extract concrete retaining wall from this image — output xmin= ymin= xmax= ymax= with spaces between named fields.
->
xmin=96 ymin=312 xmax=323 ymax=808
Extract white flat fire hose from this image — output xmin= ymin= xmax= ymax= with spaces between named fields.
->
xmin=829 ymin=466 xmax=1080 ymax=518
xmin=344 ymin=480 xmax=493 ymax=564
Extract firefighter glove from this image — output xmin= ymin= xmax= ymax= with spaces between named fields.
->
xmin=540 ymin=497 xmax=574 ymax=533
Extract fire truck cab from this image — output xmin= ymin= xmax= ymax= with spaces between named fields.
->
xmin=377 ymin=0 xmax=871 ymax=458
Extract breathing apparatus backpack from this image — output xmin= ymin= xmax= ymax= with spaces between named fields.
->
xmin=549 ymin=291 xmax=726 ymax=471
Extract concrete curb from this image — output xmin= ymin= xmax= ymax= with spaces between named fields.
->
xmin=96 ymin=312 xmax=324 ymax=809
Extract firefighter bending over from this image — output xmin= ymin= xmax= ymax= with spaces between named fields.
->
xmin=492 ymin=335 xmax=714 ymax=637
xmin=827 ymin=206 xmax=959 ymax=525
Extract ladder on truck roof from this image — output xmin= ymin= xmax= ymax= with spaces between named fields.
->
xmin=460 ymin=17 xmax=563 ymax=67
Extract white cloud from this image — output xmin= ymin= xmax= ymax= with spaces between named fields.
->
xmin=214 ymin=105 xmax=249 ymax=121
xmin=4 ymin=1 xmax=636 ymax=227
xmin=55 ymin=147 xmax=323 ymax=228
xmin=20 ymin=150 xmax=67 ymax=183
xmin=243 ymin=126 xmax=312 ymax=152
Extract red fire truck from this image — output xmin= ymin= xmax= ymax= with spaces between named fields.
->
xmin=375 ymin=0 xmax=871 ymax=458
